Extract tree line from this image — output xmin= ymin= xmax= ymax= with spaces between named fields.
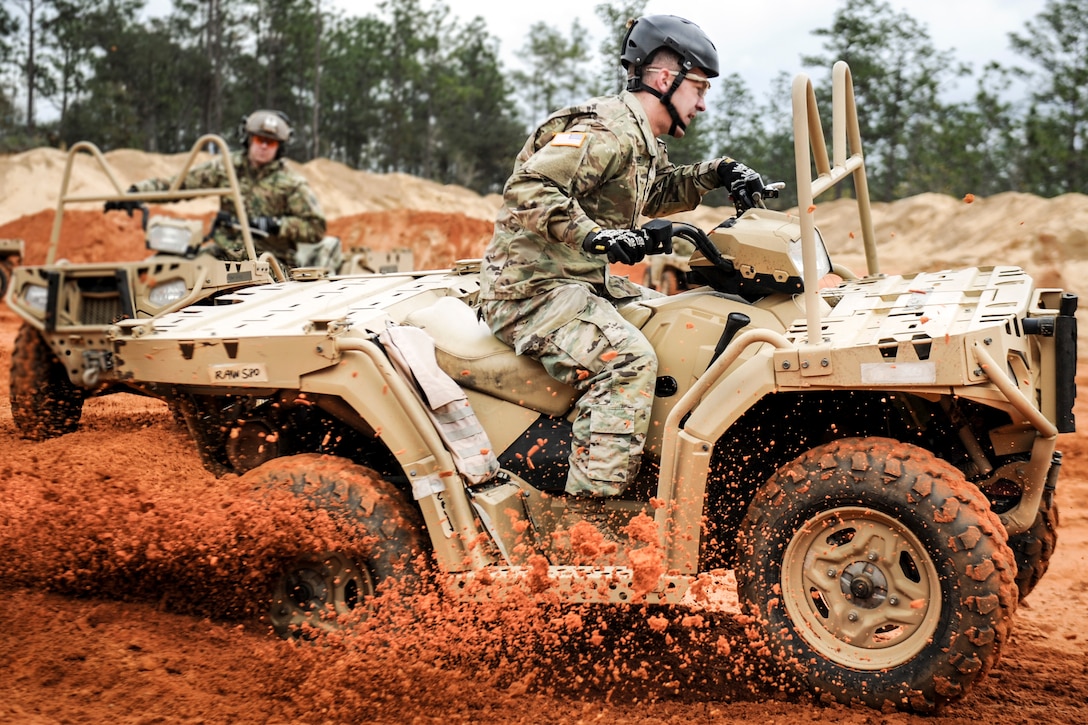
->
xmin=1 ymin=0 xmax=1084 ymax=205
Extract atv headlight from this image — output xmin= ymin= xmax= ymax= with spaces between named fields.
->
xmin=787 ymin=228 xmax=832 ymax=279
xmin=22 ymin=283 xmax=49 ymax=312
xmin=147 ymin=218 xmax=201 ymax=256
xmin=148 ymin=278 xmax=189 ymax=307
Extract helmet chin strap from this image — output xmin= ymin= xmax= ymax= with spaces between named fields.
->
xmin=627 ymin=69 xmax=690 ymax=136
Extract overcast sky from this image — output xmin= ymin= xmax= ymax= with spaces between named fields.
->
xmin=329 ymin=0 xmax=1048 ymax=97
xmin=142 ymin=0 xmax=1049 ymax=100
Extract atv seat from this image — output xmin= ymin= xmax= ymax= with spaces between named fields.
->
xmin=406 ymin=296 xmax=580 ymax=417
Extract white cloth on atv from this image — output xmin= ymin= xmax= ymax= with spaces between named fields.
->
xmin=377 ymin=323 xmax=499 ymax=490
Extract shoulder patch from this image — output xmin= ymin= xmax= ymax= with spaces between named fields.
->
xmin=550 ymin=131 xmax=587 ymax=148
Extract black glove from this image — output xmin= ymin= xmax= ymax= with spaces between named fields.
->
xmin=250 ymin=215 xmax=281 ymax=236
xmin=212 ymin=210 xmax=239 ymax=230
xmin=103 ymin=185 xmax=142 ymax=216
xmin=582 ymin=227 xmax=649 ymax=265
xmin=716 ymin=159 xmax=770 ymax=213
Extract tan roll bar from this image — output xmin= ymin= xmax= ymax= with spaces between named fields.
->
xmin=793 ymin=60 xmax=878 ymax=345
xmin=47 ymin=135 xmax=261 ymax=266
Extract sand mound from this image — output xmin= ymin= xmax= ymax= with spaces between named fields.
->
xmin=0 ymin=147 xmax=503 ymax=228
xmin=301 ymin=157 xmax=502 ymax=221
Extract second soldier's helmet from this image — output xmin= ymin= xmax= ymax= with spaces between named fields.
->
xmin=620 ymin=15 xmax=719 ymax=79
xmin=240 ymin=109 xmax=293 ymax=158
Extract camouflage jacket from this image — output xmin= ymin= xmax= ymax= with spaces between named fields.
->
xmin=479 ymin=91 xmax=722 ymax=301
xmin=134 ymin=150 xmax=326 ymax=264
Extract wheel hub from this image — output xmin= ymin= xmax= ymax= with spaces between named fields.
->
xmin=840 ymin=561 xmax=888 ymax=609
xmin=286 ymin=568 xmax=328 ymax=610
xmin=269 ymin=552 xmax=371 ymax=637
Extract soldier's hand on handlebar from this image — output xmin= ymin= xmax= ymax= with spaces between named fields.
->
xmin=716 ymin=159 xmax=753 ymax=188
xmin=103 ymin=185 xmax=143 ymax=216
xmin=582 ymin=227 xmax=650 ymax=265
xmin=716 ymin=160 xmax=762 ymax=212
xmin=716 ymin=159 xmax=781 ymax=214
xmin=250 ymin=215 xmax=281 ymax=237
xmin=210 ymin=210 xmax=240 ymax=231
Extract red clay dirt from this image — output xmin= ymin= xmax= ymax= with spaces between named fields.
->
xmin=1 ymin=208 xmax=1087 ymax=724
xmin=0 ymin=207 xmax=494 ymax=270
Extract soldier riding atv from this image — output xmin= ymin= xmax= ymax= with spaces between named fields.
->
xmin=122 ymin=109 xmax=327 ymax=271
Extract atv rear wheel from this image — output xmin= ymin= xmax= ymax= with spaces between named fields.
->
xmin=241 ymin=453 xmax=428 ymax=638
xmin=1009 ymin=493 xmax=1058 ymax=601
xmin=736 ymin=437 xmax=1017 ymax=713
xmin=10 ymin=322 xmax=86 ymax=440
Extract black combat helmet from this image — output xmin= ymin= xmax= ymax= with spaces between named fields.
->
xmin=621 ymin=14 xmax=720 ymax=79
xmin=621 ymin=15 xmax=719 ymax=136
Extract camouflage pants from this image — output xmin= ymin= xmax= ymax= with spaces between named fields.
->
xmin=481 ymin=284 xmax=657 ymax=496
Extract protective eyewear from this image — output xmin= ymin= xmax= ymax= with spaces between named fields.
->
xmin=645 ymin=67 xmax=712 ymax=98
xmin=682 ymin=72 xmax=712 ymax=98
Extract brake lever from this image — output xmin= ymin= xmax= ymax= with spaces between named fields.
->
xmin=752 ymin=181 xmax=786 ymax=209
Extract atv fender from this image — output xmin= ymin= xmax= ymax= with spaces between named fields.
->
xmin=301 ymin=336 xmax=487 ymax=573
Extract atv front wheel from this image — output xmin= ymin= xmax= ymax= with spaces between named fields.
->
xmin=736 ymin=437 xmax=1017 ymax=713
xmin=10 ymin=322 xmax=86 ymax=440
xmin=241 ymin=454 xmax=428 ymax=638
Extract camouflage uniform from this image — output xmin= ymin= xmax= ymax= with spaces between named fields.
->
xmin=479 ymin=90 xmax=724 ymax=496
xmin=134 ymin=150 xmax=325 ymax=267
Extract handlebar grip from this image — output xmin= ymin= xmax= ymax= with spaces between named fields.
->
xmin=642 ymin=219 xmax=674 ymax=255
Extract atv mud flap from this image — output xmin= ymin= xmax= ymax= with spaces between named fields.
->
xmin=1054 ymin=292 xmax=1077 ymax=433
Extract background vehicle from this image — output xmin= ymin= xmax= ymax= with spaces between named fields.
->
xmin=4 ymin=135 xmax=285 ymax=440
xmin=104 ymin=63 xmax=1075 ymax=712
xmin=642 ymin=236 xmax=693 ymax=295
xmin=0 ymin=237 xmax=24 ymax=299
xmin=292 ymin=239 xmax=415 ymax=278
xmin=338 ymin=245 xmax=414 ymax=275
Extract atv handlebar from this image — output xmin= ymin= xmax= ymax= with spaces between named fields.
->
xmin=642 ymin=218 xmax=674 ymax=255
xmin=210 ymin=211 xmax=271 ymax=240
xmin=581 ymin=218 xmax=675 ymax=262
xmin=731 ymin=173 xmax=785 ymax=216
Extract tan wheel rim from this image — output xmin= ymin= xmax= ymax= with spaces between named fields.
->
xmin=781 ymin=506 xmax=942 ymax=669
xmin=269 ymin=551 xmax=375 ymax=635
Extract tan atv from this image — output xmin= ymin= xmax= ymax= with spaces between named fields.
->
xmin=106 ymin=63 xmax=1075 ymax=712
xmin=4 ymin=135 xmax=288 ymax=440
